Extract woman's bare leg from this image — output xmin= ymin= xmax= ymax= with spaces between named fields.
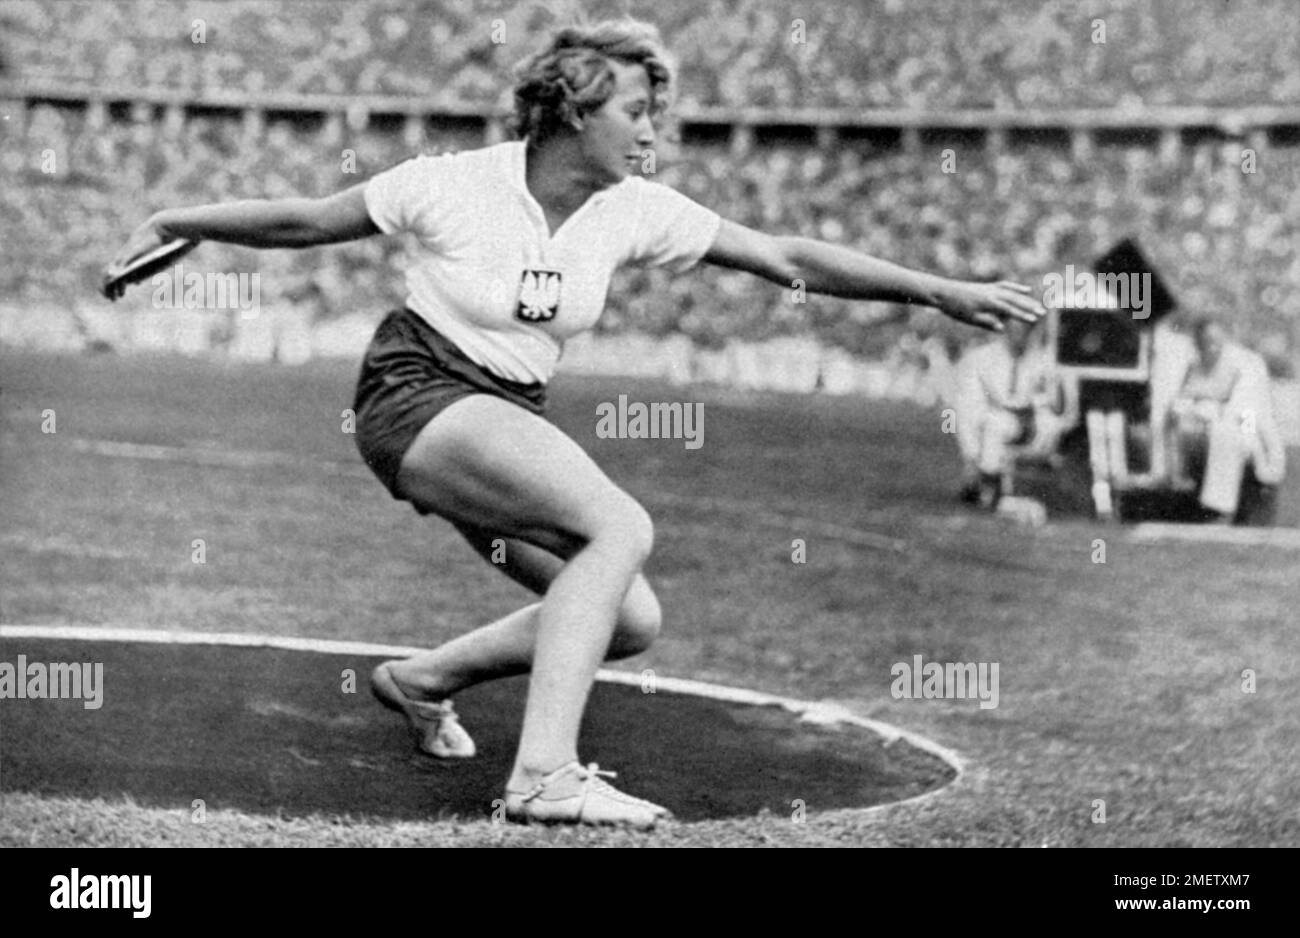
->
xmin=388 ymin=394 xmax=655 ymax=788
xmin=385 ymin=529 xmax=661 ymax=701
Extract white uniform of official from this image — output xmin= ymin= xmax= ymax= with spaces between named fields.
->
xmin=365 ymin=140 xmax=722 ymax=385
xmin=954 ymin=339 xmax=1075 ymax=476
xmin=1172 ymin=343 xmax=1287 ymax=515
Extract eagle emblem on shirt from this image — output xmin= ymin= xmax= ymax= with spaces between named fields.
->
xmin=516 ymin=268 xmax=562 ymax=322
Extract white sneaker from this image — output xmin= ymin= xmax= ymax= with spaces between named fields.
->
xmin=370 ymin=661 xmax=476 ymax=759
xmin=505 ymin=762 xmax=670 ymax=829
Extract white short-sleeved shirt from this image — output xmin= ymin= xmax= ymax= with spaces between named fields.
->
xmin=365 ymin=140 xmax=722 ymax=384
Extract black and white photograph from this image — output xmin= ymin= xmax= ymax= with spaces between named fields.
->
xmin=0 ymin=0 xmax=1294 ymax=900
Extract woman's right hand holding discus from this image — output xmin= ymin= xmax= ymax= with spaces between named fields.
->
xmin=100 ymin=215 xmax=199 ymax=301
xmin=102 ymin=215 xmax=166 ymax=300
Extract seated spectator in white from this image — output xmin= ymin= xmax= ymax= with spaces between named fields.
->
xmin=919 ymin=332 xmax=958 ymax=409
xmin=885 ymin=331 xmax=929 ymax=403
xmin=1145 ymin=314 xmax=1197 ymax=480
xmin=1165 ymin=317 xmax=1287 ymax=521
xmin=954 ymin=318 xmax=1079 ymax=506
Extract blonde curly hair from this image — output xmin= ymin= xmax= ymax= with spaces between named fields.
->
xmin=509 ymin=19 xmax=674 ymax=144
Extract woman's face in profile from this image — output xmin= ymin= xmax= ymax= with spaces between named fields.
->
xmin=576 ymin=61 xmax=658 ymax=184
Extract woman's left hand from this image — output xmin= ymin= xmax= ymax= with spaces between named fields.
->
xmin=939 ymin=280 xmax=1045 ymax=332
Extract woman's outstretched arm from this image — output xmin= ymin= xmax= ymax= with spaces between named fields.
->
xmin=702 ymin=218 xmax=1043 ymax=332
xmin=154 ymin=184 xmax=380 ymax=248
xmin=102 ymin=184 xmax=380 ymax=298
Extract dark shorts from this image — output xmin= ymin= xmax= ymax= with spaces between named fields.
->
xmin=353 ymin=307 xmax=547 ymax=509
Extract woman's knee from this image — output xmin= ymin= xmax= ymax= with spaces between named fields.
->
xmin=609 ymin=577 xmax=662 ymax=658
xmin=589 ymin=494 xmax=655 ymax=566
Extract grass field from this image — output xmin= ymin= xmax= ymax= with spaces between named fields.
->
xmin=2 ymin=348 xmax=1298 ymax=847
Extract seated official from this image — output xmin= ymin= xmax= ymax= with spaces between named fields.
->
xmin=954 ymin=319 xmax=1079 ymax=506
xmin=1165 ymin=317 xmax=1287 ymax=522
xmin=1145 ymin=315 xmax=1196 ymax=481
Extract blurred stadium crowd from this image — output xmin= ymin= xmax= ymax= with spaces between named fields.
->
xmin=5 ymin=0 xmax=1297 ymax=108
xmin=1 ymin=0 xmax=1297 ymax=374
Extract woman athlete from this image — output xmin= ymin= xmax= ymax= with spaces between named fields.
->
xmin=104 ymin=20 xmax=1043 ymax=828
